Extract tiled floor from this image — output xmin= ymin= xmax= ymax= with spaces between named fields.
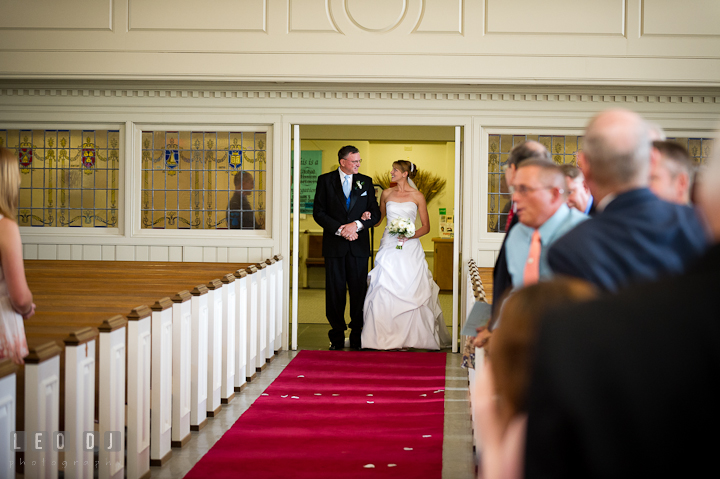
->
xmin=147 ymin=346 xmax=475 ymax=479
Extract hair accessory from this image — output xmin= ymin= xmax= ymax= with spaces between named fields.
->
xmin=411 ymin=163 xmax=415 ymax=173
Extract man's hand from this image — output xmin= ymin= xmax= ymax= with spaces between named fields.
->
xmin=341 ymin=221 xmax=358 ymax=238
xmin=345 ymin=232 xmax=358 ymax=241
xmin=361 ymin=211 xmax=372 ymax=221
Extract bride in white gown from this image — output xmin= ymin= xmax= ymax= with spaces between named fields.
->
xmin=361 ymin=160 xmax=451 ymax=350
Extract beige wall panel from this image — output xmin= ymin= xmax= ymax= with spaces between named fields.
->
xmin=24 ymin=244 xmax=38 ymax=260
xmin=102 ymin=245 xmax=116 ymax=260
xmin=116 ymin=245 xmax=136 ymax=261
xmin=128 ymin=0 xmax=267 ymax=31
xmin=71 ymin=245 xmax=83 ymax=260
xmin=169 ymin=246 xmax=183 ymax=261
xmin=57 ymin=245 xmax=72 ymax=260
xmin=414 ymin=0 xmax=463 ymax=34
xmin=0 ymin=0 xmax=112 ymax=30
xmin=136 ymin=245 xmax=150 ymax=261
xmin=642 ymin=0 xmax=720 ymax=36
xmin=288 ymin=0 xmax=338 ymax=32
xmin=486 ymin=0 xmax=625 ymax=35
xmin=38 ymin=244 xmax=57 ymax=260
xmin=183 ymin=246 xmax=203 ymax=262
xmin=228 ymin=248 xmax=249 ymax=263
xmin=83 ymin=245 xmax=102 ymax=260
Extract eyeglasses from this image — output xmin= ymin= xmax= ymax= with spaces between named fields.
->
xmin=509 ymin=185 xmax=564 ymax=196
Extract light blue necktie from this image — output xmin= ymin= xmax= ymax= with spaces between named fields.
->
xmin=343 ymin=175 xmax=351 ymax=209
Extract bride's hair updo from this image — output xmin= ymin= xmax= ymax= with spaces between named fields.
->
xmin=393 ymin=160 xmax=418 ymax=180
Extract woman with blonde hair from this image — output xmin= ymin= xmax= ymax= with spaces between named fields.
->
xmin=474 ymin=277 xmax=596 ymax=479
xmin=0 ymin=147 xmax=34 ymax=364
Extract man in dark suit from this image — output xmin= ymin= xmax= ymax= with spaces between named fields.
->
xmin=547 ymin=109 xmax=708 ymax=292
xmin=313 ymin=145 xmax=381 ymax=350
xmin=524 ymin=137 xmax=720 ymax=478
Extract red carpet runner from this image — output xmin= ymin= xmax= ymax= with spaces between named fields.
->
xmin=185 ymin=350 xmax=447 ymax=478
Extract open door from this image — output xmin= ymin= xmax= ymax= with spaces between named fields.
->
xmin=289 ymin=124 xmax=463 ymax=352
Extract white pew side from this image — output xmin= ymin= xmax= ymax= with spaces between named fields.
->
xmin=126 ymin=306 xmax=152 ymax=479
xmin=171 ymin=291 xmax=192 ymax=447
xmin=189 ymin=285 xmax=209 ymax=431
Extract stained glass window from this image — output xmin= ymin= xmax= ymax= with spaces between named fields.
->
xmin=0 ymin=129 xmax=120 ymax=227
xmin=140 ymin=130 xmax=267 ymax=230
xmin=487 ymin=134 xmax=582 ymax=233
xmin=667 ymin=137 xmax=714 ymax=166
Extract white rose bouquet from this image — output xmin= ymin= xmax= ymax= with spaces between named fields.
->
xmin=388 ymin=218 xmax=416 ymax=250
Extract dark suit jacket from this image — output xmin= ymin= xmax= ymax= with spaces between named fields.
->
xmin=525 ymin=242 xmax=720 ymax=478
xmin=491 ymin=212 xmax=518 ymax=320
xmin=312 ymin=171 xmax=380 ymax=258
xmin=548 ymin=188 xmax=708 ymax=292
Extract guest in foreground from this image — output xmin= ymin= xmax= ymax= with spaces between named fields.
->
xmin=473 ymin=278 xmax=596 ymax=479
xmin=0 ymin=147 xmax=35 ymax=364
xmin=524 ymin=133 xmax=720 ymax=478
xmin=548 ymin=109 xmax=708 ymax=291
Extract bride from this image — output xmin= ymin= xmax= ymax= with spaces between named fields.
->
xmin=360 ymin=160 xmax=451 ymax=350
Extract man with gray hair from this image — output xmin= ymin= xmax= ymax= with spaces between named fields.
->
xmin=547 ymin=109 xmax=707 ymax=292
xmin=525 ymin=130 xmax=720 ymax=479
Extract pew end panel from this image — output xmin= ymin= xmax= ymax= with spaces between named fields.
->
xmin=264 ymin=258 xmax=277 ymax=363
xmin=149 ymin=298 xmax=173 ymax=466
xmin=245 ymin=266 xmax=258 ymax=382
xmin=170 ymin=291 xmax=192 ymax=448
xmin=273 ymin=255 xmax=284 ymax=353
xmin=205 ymin=279 xmax=223 ymax=417
xmin=220 ymin=274 xmax=236 ymax=405
xmin=63 ymin=327 xmax=99 ymax=479
xmin=233 ymin=269 xmax=248 ymax=391
xmin=126 ymin=306 xmax=152 ymax=479
xmin=255 ymin=262 xmax=268 ymax=372
xmin=189 ymin=285 xmax=209 ymax=431
xmin=23 ymin=340 xmax=62 ymax=479
xmin=98 ymin=315 xmax=127 ymax=479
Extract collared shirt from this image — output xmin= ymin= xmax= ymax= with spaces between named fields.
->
xmin=584 ymin=195 xmax=594 ymax=215
xmin=505 ymin=203 xmax=589 ymax=288
xmin=336 ymin=168 xmax=363 ymax=235
xmin=596 ymin=193 xmax=617 ymax=213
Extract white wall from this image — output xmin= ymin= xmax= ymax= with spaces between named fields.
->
xmin=1 ymin=0 xmax=720 ymax=86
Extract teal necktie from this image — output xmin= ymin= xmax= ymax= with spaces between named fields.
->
xmin=343 ymin=175 xmax=351 ymax=209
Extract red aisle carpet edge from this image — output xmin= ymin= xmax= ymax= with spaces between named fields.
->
xmin=185 ymin=350 xmax=447 ymax=479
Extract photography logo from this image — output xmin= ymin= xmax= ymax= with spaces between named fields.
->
xmin=11 ymin=431 xmax=122 ymax=452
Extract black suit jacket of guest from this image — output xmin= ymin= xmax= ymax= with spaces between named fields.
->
xmin=525 ymin=242 xmax=720 ymax=479
xmin=548 ymin=188 xmax=708 ymax=292
xmin=312 ymin=171 xmax=380 ymax=258
xmin=491 ymin=211 xmax=518 ymax=319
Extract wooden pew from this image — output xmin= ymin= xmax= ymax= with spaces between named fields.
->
xmin=21 ymin=259 xmax=283 ymax=478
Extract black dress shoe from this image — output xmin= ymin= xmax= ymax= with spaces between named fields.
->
xmin=329 ymin=344 xmax=344 ymax=351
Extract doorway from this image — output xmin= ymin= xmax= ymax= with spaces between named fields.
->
xmin=290 ymin=125 xmax=462 ymax=351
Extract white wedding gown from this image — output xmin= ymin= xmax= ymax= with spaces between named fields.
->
xmin=361 ymin=201 xmax=451 ymax=350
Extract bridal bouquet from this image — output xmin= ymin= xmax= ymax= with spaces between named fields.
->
xmin=388 ymin=218 xmax=415 ymax=250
